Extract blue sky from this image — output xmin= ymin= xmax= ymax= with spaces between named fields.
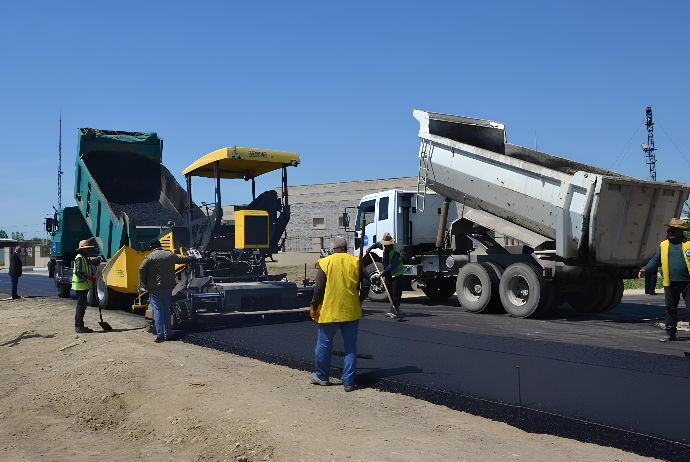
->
xmin=1 ymin=1 xmax=689 ymax=239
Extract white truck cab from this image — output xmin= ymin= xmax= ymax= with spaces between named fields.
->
xmin=351 ymin=189 xmax=458 ymax=301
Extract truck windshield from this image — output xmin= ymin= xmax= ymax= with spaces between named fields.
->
xmin=355 ymin=200 xmax=375 ymax=231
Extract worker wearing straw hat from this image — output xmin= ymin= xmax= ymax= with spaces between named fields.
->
xmin=639 ymin=218 xmax=690 ymax=342
xmin=72 ymin=240 xmax=97 ymax=333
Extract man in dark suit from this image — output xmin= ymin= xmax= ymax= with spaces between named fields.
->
xmin=8 ymin=246 xmax=22 ymax=299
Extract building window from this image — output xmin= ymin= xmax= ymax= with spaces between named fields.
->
xmin=338 ymin=216 xmax=345 ymax=227
xmin=378 ymin=197 xmax=389 ymax=221
xmin=312 ymin=217 xmax=326 ymax=229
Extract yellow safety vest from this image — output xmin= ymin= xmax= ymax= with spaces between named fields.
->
xmin=71 ymin=253 xmax=91 ymax=291
xmin=659 ymin=239 xmax=690 ymax=286
xmin=315 ymin=253 xmax=362 ymax=323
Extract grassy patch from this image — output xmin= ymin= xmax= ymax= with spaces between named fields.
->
xmin=623 ymin=278 xmax=663 ymax=290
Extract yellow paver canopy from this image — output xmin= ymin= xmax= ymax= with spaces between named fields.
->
xmin=182 ymin=147 xmax=300 ymax=179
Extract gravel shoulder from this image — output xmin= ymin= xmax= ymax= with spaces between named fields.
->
xmin=0 ymin=297 xmax=658 ymax=461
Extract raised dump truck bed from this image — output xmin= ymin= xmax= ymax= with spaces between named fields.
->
xmin=74 ymin=128 xmax=202 ymax=258
xmin=414 ymin=110 xmax=690 ymax=267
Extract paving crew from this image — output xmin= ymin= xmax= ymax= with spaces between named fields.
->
xmin=367 ymin=232 xmax=405 ymax=318
xmin=309 ymin=236 xmax=369 ymax=392
xmin=8 ymin=245 xmax=22 ymax=299
xmin=139 ymin=239 xmax=199 ymax=343
xmin=639 ymin=218 xmax=690 ymax=342
xmin=73 ymin=240 xmax=99 ymax=333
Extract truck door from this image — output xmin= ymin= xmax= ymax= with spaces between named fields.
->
xmin=376 ymin=195 xmax=392 ymax=245
xmin=354 ymin=199 xmax=375 ymax=253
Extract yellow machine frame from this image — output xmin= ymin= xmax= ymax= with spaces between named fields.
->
xmin=235 ymin=210 xmax=270 ymax=249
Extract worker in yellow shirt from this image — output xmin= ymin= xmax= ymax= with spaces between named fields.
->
xmin=309 ymin=236 xmax=369 ymax=392
xmin=639 ymin=218 xmax=690 ymax=342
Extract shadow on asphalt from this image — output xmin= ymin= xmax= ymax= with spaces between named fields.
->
xmin=355 ymin=365 xmax=424 ymax=388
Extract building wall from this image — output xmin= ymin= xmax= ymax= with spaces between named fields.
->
xmin=278 ymin=177 xmax=418 ymax=251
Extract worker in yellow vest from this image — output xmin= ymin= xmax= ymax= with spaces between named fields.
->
xmin=72 ymin=240 xmax=98 ymax=333
xmin=639 ymin=218 xmax=690 ymax=342
xmin=309 ymin=236 xmax=369 ymax=392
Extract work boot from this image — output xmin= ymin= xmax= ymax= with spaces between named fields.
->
xmin=75 ymin=326 xmax=93 ymax=334
xmin=660 ymin=332 xmax=678 ymax=342
xmin=309 ymin=372 xmax=331 ymax=386
xmin=343 ymin=384 xmax=355 ymax=392
xmin=154 ymin=338 xmax=165 ymax=343
xmin=394 ymin=307 xmax=406 ymax=317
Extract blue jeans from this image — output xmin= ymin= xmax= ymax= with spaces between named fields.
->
xmin=314 ymin=320 xmax=359 ymax=386
xmin=150 ymin=290 xmax=173 ymax=340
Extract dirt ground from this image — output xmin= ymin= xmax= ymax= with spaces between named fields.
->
xmin=0 ymin=297 xmax=658 ymax=462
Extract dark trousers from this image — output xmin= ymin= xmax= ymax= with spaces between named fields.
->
xmin=75 ymin=289 xmax=88 ymax=327
xmin=383 ymin=272 xmax=403 ymax=309
xmin=10 ymin=276 xmax=19 ymax=298
xmin=645 ymin=272 xmax=658 ymax=294
xmin=663 ymin=281 xmax=690 ymax=335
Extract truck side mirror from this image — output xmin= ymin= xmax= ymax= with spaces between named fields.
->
xmin=45 ymin=218 xmax=53 ymax=233
xmin=342 ymin=211 xmax=350 ymax=229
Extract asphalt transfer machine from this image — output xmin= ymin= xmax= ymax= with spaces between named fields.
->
xmin=114 ymin=146 xmax=307 ymax=328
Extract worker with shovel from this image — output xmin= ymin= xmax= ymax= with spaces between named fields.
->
xmin=367 ymin=232 xmax=405 ymax=319
xmin=73 ymin=240 xmax=99 ymax=333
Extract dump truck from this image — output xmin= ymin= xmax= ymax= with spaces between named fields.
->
xmin=353 ymin=110 xmax=690 ymax=317
xmin=49 ymin=128 xmax=201 ymax=307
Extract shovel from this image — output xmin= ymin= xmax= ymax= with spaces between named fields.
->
xmin=98 ymin=304 xmax=113 ymax=331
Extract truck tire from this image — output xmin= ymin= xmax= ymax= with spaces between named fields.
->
xmin=599 ymin=278 xmax=624 ymax=313
xmin=456 ymin=263 xmax=499 ymax=313
xmin=499 ymin=263 xmax=547 ymax=318
xmin=87 ymin=284 xmax=99 ymax=307
xmin=97 ymin=270 xmax=122 ymax=310
xmin=365 ymin=262 xmax=389 ymax=302
xmin=58 ymin=283 xmax=71 ymax=298
xmin=567 ymin=280 xmax=607 ymax=313
xmin=421 ymin=277 xmax=456 ymax=301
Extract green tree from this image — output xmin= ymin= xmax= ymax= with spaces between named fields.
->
xmin=0 ymin=230 xmax=7 ymax=238
xmin=11 ymin=231 xmax=24 ymax=241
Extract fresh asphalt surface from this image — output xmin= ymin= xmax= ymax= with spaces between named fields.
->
xmin=3 ymin=272 xmax=690 ymax=460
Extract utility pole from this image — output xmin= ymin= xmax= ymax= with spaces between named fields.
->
xmin=642 ymin=106 xmax=657 ymax=182
xmin=58 ymin=109 xmax=62 ymax=209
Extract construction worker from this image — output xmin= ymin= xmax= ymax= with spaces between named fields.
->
xmin=139 ymin=239 xmax=199 ymax=343
xmin=310 ymin=236 xmax=368 ymax=392
xmin=73 ymin=240 xmax=98 ymax=333
xmin=367 ymin=232 xmax=405 ymax=319
xmin=8 ymin=245 xmax=22 ymax=299
xmin=639 ymin=218 xmax=690 ymax=342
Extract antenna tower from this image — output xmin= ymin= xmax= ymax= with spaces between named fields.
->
xmin=58 ymin=110 xmax=62 ymax=208
xmin=642 ymin=106 xmax=657 ymax=181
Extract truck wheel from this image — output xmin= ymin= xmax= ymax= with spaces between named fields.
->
xmin=365 ymin=262 xmax=389 ymax=302
xmin=97 ymin=270 xmax=121 ymax=310
xmin=171 ymin=302 xmax=195 ymax=331
xmin=456 ymin=263 xmax=499 ymax=313
xmin=499 ymin=263 xmax=547 ymax=318
xmin=567 ymin=280 xmax=607 ymax=313
xmin=58 ymin=283 xmax=72 ymax=298
xmin=87 ymin=284 xmax=99 ymax=307
xmin=599 ymin=278 xmax=624 ymax=313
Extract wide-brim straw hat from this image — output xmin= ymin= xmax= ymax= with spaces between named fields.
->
xmin=380 ymin=232 xmax=395 ymax=245
xmin=76 ymin=240 xmax=95 ymax=251
xmin=663 ymin=217 xmax=687 ymax=231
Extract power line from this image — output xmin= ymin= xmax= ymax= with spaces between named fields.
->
xmin=610 ymin=119 xmax=645 ymax=171
xmin=656 ymin=123 xmax=690 ymax=166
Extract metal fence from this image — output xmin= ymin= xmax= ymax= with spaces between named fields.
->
xmin=281 ymin=234 xmax=354 ymax=252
